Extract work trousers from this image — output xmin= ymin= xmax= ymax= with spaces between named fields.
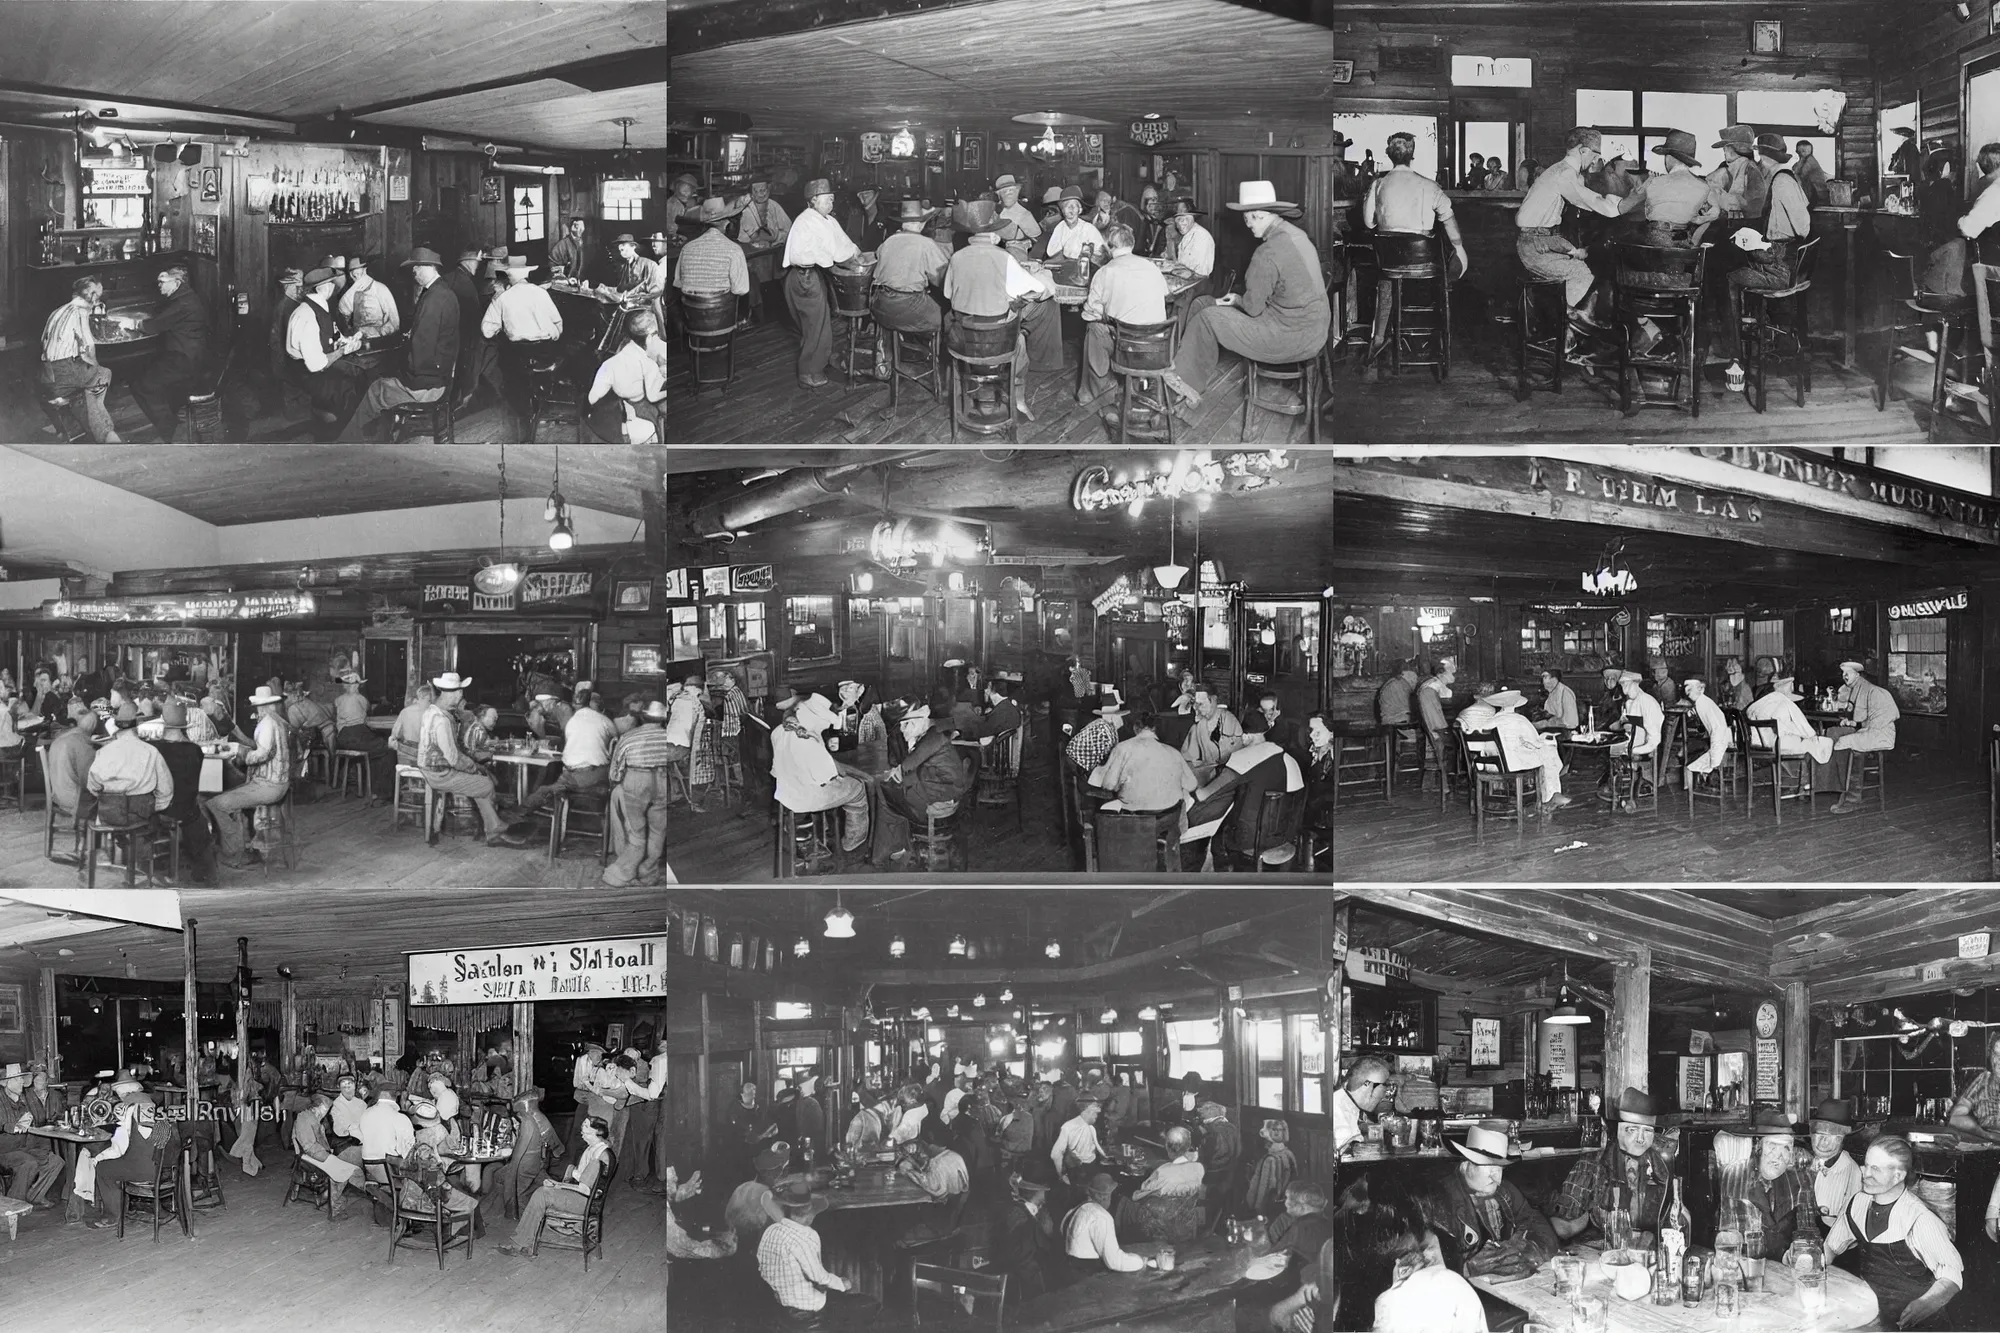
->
xmin=603 ymin=768 xmax=669 ymax=885
xmin=618 ymin=1098 xmax=660 ymax=1185
xmin=337 ymin=376 xmax=445 ymax=441
xmin=129 ymin=351 xmax=203 ymax=441
xmin=785 ymin=266 xmax=834 ymax=382
xmin=518 ymin=762 xmax=608 ymax=819
xmin=39 ymin=357 xmax=118 ymax=441
xmin=0 ymin=1145 xmax=61 ymax=1202
xmin=205 ymin=778 xmax=289 ymax=866
xmin=423 ymin=765 xmax=504 ymax=838
xmin=335 ymin=723 xmax=395 ymax=797
xmin=510 ymin=1178 xmax=587 ymax=1248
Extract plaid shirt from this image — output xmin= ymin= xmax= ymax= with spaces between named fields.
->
xmin=1066 ymin=716 xmax=1120 ymax=773
xmin=717 ymin=683 xmax=748 ymax=737
xmin=1960 ymin=1069 xmax=2000 ymax=1131
xmin=610 ymin=722 xmax=676 ymax=784
xmin=1551 ymin=1142 xmax=1672 ymax=1233
xmin=674 ymin=228 xmax=750 ymax=296
xmin=758 ymin=1216 xmax=844 ymax=1311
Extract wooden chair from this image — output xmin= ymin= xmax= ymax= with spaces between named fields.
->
xmin=1421 ymin=725 xmax=1469 ymax=813
xmin=386 ymin=359 xmax=458 ymax=443
xmin=522 ymin=345 xmax=581 ymax=444
xmin=1107 ymin=316 xmax=1178 ymax=443
xmin=282 ymin=1153 xmax=335 ymax=1219
xmin=910 ymin=1263 xmax=1008 ymax=1330
xmin=38 ymin=745 xmax=83 ymax=866
xmin=531 ymin=1151 xmax=616 ymax=1269
xmin=1330 ymin=721 xmax=1391 ymax=806
xmin=179 ymin=316 xmax=235 ymax=442
xmin=1243 ymin=787 xmax=1307 ymax=871
xmin=118 ymin=1137 xmax=190 ymax=1242
xmin=184 ymin=1134 xmax=225 ymax=1211
xmin=912 ymin=797 xmax=971 ymax=873
xmin=774 ymin=805 xmax=839 ymax=878
xmin=548 ymin=790 xmax=614 ymax=864
xmin=1516 ymin=275 xmax=1570 ymax=401
xmin=704 ymin=719 xmax=745 ymax=807
xmin=1085 ymin=808 xmax=1176 ymax=872
xmin=84 ymin=813 xmax=162 ymax=888
xmin=1613 ymin=241 xmax=1709 ymax=417
xmin=973 ymin=726 xmax=1026 ymax=835
xmin=1373 ymin=231 xmax=1449 ymax=380
xmin=390 ymin=765 xmax=429 ymax=832
xmin=1878 ymin=223 xmax=1977 ymax=439
xmin=1462 ymin=728 xmax=1541 ymax=828
xmin=1738 ymin=715 xmax=1815 ymax=823
xmin=885 ymin=325 xmax=943 ymax=413
xmin=385 ymin=1156 xmax=473 ymax=1269
xmin=1684 ymin=717 xmax=1740 ymax=817
xmin=1741 ymin=236 xmax=1820 ymax=414
xmin=1607 ymin=721 xmax=1666 ymax=814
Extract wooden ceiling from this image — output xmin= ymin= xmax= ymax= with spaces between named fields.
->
xmin=668 ymin=449 xmax=1336 ymax=590
xmin=1678 ymin=890 xmax=1904 ymax=922
xmin=668 ymin=0 xmax=1335 ymax=132
xmin=0 ymin=1 xmax=665 ymax=151
xmin=12 ymin=444 xmax=658 ymax=525
xmin=0 ymin=887 xmax=666 ymax=994
xmin=359 ymin=81 xmax=669 ymax=151
xmin=1330 ymin=492 xmax=1961 ymax=606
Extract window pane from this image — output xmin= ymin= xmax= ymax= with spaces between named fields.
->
xmin=735 ymin=602 xmax=767 ymax=651
xmin=1258 ymin=1076 xmax=1286 ymax=1110
xmin=1301 ymin=1079 xmax=1324 ymax=1115
xmin=1079 ymin=1032 xmax=1107 ymax=1058
xmin=1451 ymin=55 xmax=1532 ymax=88
xmin=1331 ymin=113 xmax=1440 ymax=180
xmin=1168 ymin=1018 xmax=1221 ymax=1046
xmin=1736 ymin=90 xmax=1824 ymax=126
xmin=773 ymin=1001 xmax=813 ymax=1020
xmin=1749 ymin=618 xmax=1786 ymax=664
xmin=1882 ymin=101 xmax=1919 ymax=180
xmin=1889 ymin=616 xmax=1949 ymax=715
xmin=1872 ymin=446 xmax=1993 ymax=497
xmin=1577 ymin=89 xmax=1635 ymax=127
xmin=1256 ymin=1018 xmax=1285 ymax=1062
xmin=786 ymin=595 xmax=839 ymax=661
xmin=1111 ymin=1031 xmax=1144 ymax=1056
xmin=1463 ymin=121 xmax=1511 ymax=179
xmin=1640 ymin=92 xmax=1728 ymax=173
xmin=1599 ymin=134 xmax=1639 ymax=165
xmin=1178 ymin=1049 xmax=1225 ymax=1083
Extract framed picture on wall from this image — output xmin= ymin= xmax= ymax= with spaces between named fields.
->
xmin=624 ymin=643 xmax=664 ymax=676
xmin=1331 ymin=59 xmax=1354 ymax=84
xmin=613 ymin=579 xmax=654 ymax=612
xmin=1749 ymin=19 xmax=1783 ymax=55
xmin=1470 ymin=1017 xmax=1502 ymax=1068
xmin=481 ymin=173 xmax=502 ymax=204
xmin=191 ymin=214 xmax=219 ymax=257
xmin=961 ymin=133 xmax=984 ymax=172
xmin=0 ymin=983 xmax=20 ymax=1035
xmin=925 ymin=131 xmax=946 ymax=161
xmin=662 ymin=568 xmax=690 ymax=601
xmin=1082 ymin=133 xmax=1104 ymax=167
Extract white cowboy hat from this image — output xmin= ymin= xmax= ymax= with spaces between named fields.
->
xmin=337 ymin=671 xmax=365 ymax=685
xmin=788 ymin=694 xmax=838 ymax=734
xmin=1732 ymin=226 xmax=1773 ymax=253
xmin=0 ymin=1063 xmax=25 ymax=1081
xmin=1451 ymin=1121 xmax=1514 ymax=1166
xmin=1226 ymin=180 xmax=1301 ymax=214
xmin=246 ymin=686 xmax=285 ymax=709
xmin=431 ymin=672 xmax=474 ymax=692
xmin=1482 ymin=689 xmax=1527 ymax=709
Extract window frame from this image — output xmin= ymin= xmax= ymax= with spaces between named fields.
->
xmin=511 ymin=184 xmax=546 ymax=244
xmin=1574 ymin=88 xmax=1830 ymax=178
xmin=785 ymin=594 xmax=842 ymax=665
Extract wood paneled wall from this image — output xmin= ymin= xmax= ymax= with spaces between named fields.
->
xmin=1333 ymin=12 xmax=1879 ymax=184
xmin=0 ymin=959 xmax=44 ymax=1068
xmin=1877 ymin=0 xmax=2000 ymax=165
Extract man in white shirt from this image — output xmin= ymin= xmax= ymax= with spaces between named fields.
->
xmin=770 ymin=692 xmax=870 ymax=855
xmin=508 ymin=689 xmax=619 ymax=834
xmin=1332 ymin=1056 xmax=1393 ymax=1156
xmin=780 ymin=177 xmax=860 ymax=389
xmin=1809 ymin=1099 xmax=1862 ymax=1234
xmin=944 ymin=199 xmax=1061 ymax=423
xmin=1682 ymin=678 xmax=1733 ymax=790
xmin=993 ymin=173 xmax=1043 ymax=259
xmin=1830 ymin=659 xmax=1899 ymax=814
xmin=337 ymin=253 xmax=401 ymax=340
xmin=1050 ymin=1098 xmax=1105 ymax=1183
xmin=1463 ymin=688 xmax=1568 ymax=811
xmin=1045 ymin=186 xmax=1107 ymax=261
xmin=1744 ymin=674 xmax=1833 ymax=766
xmin=38 ymin=275 xmax=121 ymax=441
xmin=1516 ymin=127 xmax=1625 ymax=323
xmin=1825 ymin=1135 xmax=1962 ymax=1329
xmin=285 ymin=265 xmax=370 ymax=429
xmin=358 ymin=1088 xmax=416 ymax=1179
xmin=620 ymin=1036 xmax=671 ymax=1189
xmin=1064 ymin=1171 xmax=1145 ymax=1273
xmin=1077 ymin=223 xmax=1169 ymax=408
xmin=1163 ymin=197 xmax=1215 ymax=277
xmin=1363 ymin=131 xmax=1470 ymax=369
xmin=479 ymin=253 xmax=564 ymax=424
xmin=586 ymin=310 xmax=668 ymax=443
xmin=664 ymin=676 xmax=707 ymax=753
xmin=1602 ymin=670 xmax=1665 ymax=809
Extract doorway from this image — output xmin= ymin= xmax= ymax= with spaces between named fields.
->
xmin=1241 ymin=600 xmax=1323 ymax=719
xmin=363 ymin=638 xmax=408 ymax=713
xmin=450 ymin=633 xmax=579 ymax=711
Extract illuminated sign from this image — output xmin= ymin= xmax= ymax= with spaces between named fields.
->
xmin=46 ymin=592 xmax=316 ymax=623
xmin=867 ymin=519 xmax=987 ymax=569
xmin=422 ymin=570 xmax=596 ymax=616
xmin=1129 ymin=115 xmax=1178 ymax=146
xmin=407 ymin=935 xmax=665 ymax=1005
xmin=1070 ymin=450 xmax=1294 ymax=511
xmin=1890 ymin=589 xmax=1968 ymax=619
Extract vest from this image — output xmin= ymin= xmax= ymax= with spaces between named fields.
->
xmin=304 ymin=298 xmax=339 ymax=361
xmin=947 ymin=244 xmax=1016 ymax=318
xmin=1758 ymin=167 xmax=1804 ymax=246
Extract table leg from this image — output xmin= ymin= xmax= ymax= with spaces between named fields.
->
xmin=1841 ymin=221 xmax=1860 ymax=371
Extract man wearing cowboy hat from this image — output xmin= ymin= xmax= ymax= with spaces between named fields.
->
xmin=870 ymin=197 xmax=950 ymax=345
xmin=1724 ymin=132 xmax=1813 ymax=358
xmin=760 ymin=1176 xmax=875 ymax=1319
xmin=547 ymin=215 xmax=590 ymax=280
xmin=80 ymin=1079 xmax=176 ymax=1229
xmin=1064 ymin=688 xmax=1130 ymax=775
xmin=943 ymin=198 xmax=1061 ymax=421
xmin=479 ymin=252 xmax=564 ymax=427
xmin=203 ymin=684 xmax=292 ymax=871
xmin=1744 ymin=671 xmax=1834 ymax=766
xmin=1158 ymin=180 xmax=1327 ymax=415
xmin=992 ymin=174 xmax=1043 ymax=258
xmin=261 ymin=265 xmax=308 ymax=417
xmin=665 ymin=171 xmax=701 ymax=237
xmin=1829 ymin=658 xmax=1897 ymax=814
xmin=1044 ymin=185 xmax=1106 ymax=262
xmin=338 ymin=253 xmax=400 ymax=342
xmin=772 ymin=691 xmax=871 ymax=858
xmin=1514 ymin=128 xmax=1626 ymax=331
xmin=0 ymin=1062 xmax=63 ymax=1208
xmin=870 ymin=699 xmax=973 ymax=866
xmin=1038 ymin=184 xmax=1066 ymax=231
xmin=996 ymin=1171 xmax=1058 ymax=1301
xmin=337 ymin=248 xmax=459 ymax=441
xmin=1161 ymin=195 xmax=1215 ymax=277
xmin=1620 ymin=129 xmax=1729 ymax=242
xmin=603 ymin=696 xmax=674 ymax=886
xmin=439 ymin=247 xmax=495 ymax=411
xmin=1707 ymin=124 xmax=1763 ymax=222
xmin=1807 ymin=1098 xmax=1863 ymax=1233
xmin=1422 ymin=1121 xmax=1560 ymax=1281
xmin=1552 ymin=1088 xmax=1674 ymax=1247
xmin=416 ymin=672 xmax=521 ymax=848
xmin=1077 ymin=222 xmax=1170 ymax=411
xmin=1715 ymin=1106 xmax=1820 ymax=1259
xmin=1463 ymin=687 xmax=1570 ymax=812
xmin=285 ymin=265 xmax=370 ymax=432
xmin=609 ymin=231 xmax=668 ymax=334
xmin=673 ymin=196 xmax=751 ymax=319
xmin=843 ymin=184 xmax=890 ymax=251
xmin=331 ymin=669 xmax=393 ymax=803
xmin=85 ymin=700 xmax=174 ymax=833
xmin=779 ymin=177 xmax=861 ymax=389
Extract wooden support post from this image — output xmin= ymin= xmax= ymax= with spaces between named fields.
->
xmin=280 ymin=978 xmax=298 ymax=1080
xmin=511 ymin=1002 xmax=535 ymax=1098
xmin=183 ymin=921 xmax=198 ymax=1120
xmin=1606 ymin=945 xmax=1652 ymax=1100
xmin=697 ymin=990 xmax=712 ymax=1163
xmin=751 ymin=1000 xmax=766 ymax=1095
xmin=1784 ymin=981 xmax=1809 ymax=1123
xmin=37 ymin=968 xmax=57 ymax=1080
xmin=1222 ymin=989 xmax=1245 ymax=1106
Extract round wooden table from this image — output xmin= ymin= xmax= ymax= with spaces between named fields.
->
xmin=1473 ymin=1245 xmax=1877 ymax=1331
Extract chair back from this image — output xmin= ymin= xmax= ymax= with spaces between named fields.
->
xmin=988 ymin=727 xmax=1025 ymax=781
xmin=1744 ymin=715 xmax=1790 ymax=759
xmin=1373 ymin=231 xmax=1438 ymax=276
xmin=910 ymin=1263 xmax=1009 ymax=1330
xmin=1459 ymin=727 xmax=1515 ymax=779
xmin=947 ymin=310 xmax=1020 ymax=359
xmin=1209 ymin=266 xmax=1236 ymax=301
xmin=682 ymin=290 xmax=736 ymax=334
xmin=1614 ymin=242 xmax=1705 ymax=292
xmin=1789 ymin=236 xmax=1822 ymax=285
xmin=831 ymin=262 xmax=877 ymax=317
xmin=1089 ymin=809 xmax=1170 ymax=872
xmin=1247 ymin=787 xmax=1307 ymax=858
xmin=1975 ymin=263 xmax=2000 ymax=357
xmin=1109 ymin=318 xmax=1176 ymax=371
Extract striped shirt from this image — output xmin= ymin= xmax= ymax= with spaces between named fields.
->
xmin=244 ymin=712 xmax=292 ymax=788
xmin=758 ymin=1217 xmax=846 ymax=1311
xmin=42 ymin=299 xmax=98 ymax=364
xmin=673 ymin=229 xmax=750 ymax=296
xmin=717 ymin=684 xmax=747 ymax=737
xmin=609 ymin=723 xmax=676 ymax=783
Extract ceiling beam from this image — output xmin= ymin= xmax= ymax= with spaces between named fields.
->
xmin=1772 ymin=889 xmax=2000 ymax=1002
xmin=668 ymin=0 xmax=1005 ymax=58
xmin=849 ymin=908 xmax=1314 ymax=987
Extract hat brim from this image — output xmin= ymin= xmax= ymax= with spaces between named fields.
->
xmin=1652 ymin=147 xmax=1702 ymax=168
xmin=1450 ymin=1138 xmax=1513 ymax=1167
xmin=697 ymin=203 xmax=747 ymax=222
xmin=1227 ymin=200 xmax=1301 ymax=214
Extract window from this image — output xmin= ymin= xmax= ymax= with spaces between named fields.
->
xmin=1255 ymin=1017 xmax=1285 ymax=1111
xmin=1451 ymin=55 xmax=1532 ymax=88
xmin=1749 ymin=617 xmax=1787 ymax=665
xmin=1639 ymin=92 xmax=1729 ymax=171
xmin=511 ymin=185 xmax=544 ymax=244
xmin=1110 ymin=1031 xmax=1142 ymax=1057
xmin=786 ymin=595 xmax=840 ymax=662
xmin=1520 ymin=618 xmax=1552 ymax=653
xmin=600 ymin=178 xmax=651 ymax=223
xmin=1881 ymin=100 xmax=1919 ymax=183
xmin=670 ymin=605 xmax=699 ymax=659
xmin=772 ymin=1002 xmax=813 ymax=1020
xmin=1294 ymin=1014 xmax=1327 ymax=1116
xmin=1889 ymin=616 xmax=1949 ymax=716
xmin=734 ymin=601 xmax=767 ymax=652
xmin=602 ymin=195 xmax=643 ymax=223
xmin=1868 ymin=446 xmax=1994 ymax=497
xmin=1714 ymin=616 xmax=1746 ymax=660
xmin=1167 ymin=1017 xmax=1225 ymax=1086
xmin=1332 ymin=113 xmax=1441 ymax=180
xmin=1460 ymin=121 xmax=1512 ymax=181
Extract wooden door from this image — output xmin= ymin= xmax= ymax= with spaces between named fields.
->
xmin=706 ymin=1055 xmax=746 ymax=1173
xmin=666 ymin=1052 xmax=703 ymax=1168
xmin=1217 ymin=153 xmax=1262 ymax=293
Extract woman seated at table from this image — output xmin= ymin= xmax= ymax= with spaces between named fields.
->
xmin=497 ymin=1114 xmax=611 ymax=1259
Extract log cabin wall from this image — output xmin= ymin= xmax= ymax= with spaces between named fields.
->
xmin=1873 ymin=0 xmax=2000 ymax=163
xmin=1331 ymin=10 xmax=1879 ymax=183
xmin=0 ymin=959 xmax=45 ymax=1069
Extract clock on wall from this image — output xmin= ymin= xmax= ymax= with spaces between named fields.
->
xmin=1755 ymin=1001 xmax=1778 ymax=1039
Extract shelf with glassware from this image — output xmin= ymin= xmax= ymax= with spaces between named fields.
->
xmin=1341 ymin=980 xmax=1436 ymax=1057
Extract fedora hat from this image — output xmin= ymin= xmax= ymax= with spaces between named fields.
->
xmin=0 ymin=1063 xmax=24 ymax=1081
xmin=648 ymin=230 xmax=670 ymax=243
xmin=897 ymin=198 xmax=939 ymax=223
xmin=612 ymin=232 xmax=639 ymax=246
xmin=767 ymin=1177 xmax=830 ymax=1222
xmin=1810 ymin=1097 xmax=1853 ymax=1132
xmin=1753 ymin=133 xmax=1792 ymax=162
xmin=246 ymin=686 xmax=284 ymax=709
xmin=953 ymin=199 xmax=1008 ymax=235
xmin=993 ymin=174 xmax=1021 ymax=191
xmin=401 ymin=247 xmax=444 ymax=268
xmin=431 ymin=671 xmax=474 ymax=692
xmin=694 ymin=196 xmax=744 ymax=224
xmin=349 ymin=254 xmax=375 ymax=273
xmin=1618 ymin=670 xmax=1643 ymax=684
xmin=1227 ymin=180 xmax=1300 ymax=214
xmin=277 ymin=266 xmax=305 ymax=285
xmin=1167 ymin=194 xmax=1206 ymax=216
xmin=804 ymin=177 xmax=834 ymax=199
xmin=1451 ymin=1120 xmax=1514 ymax=1167
xmin=1482 ymin=689 xmax=1527 ymax=710
xmin=502 ymin=253 xmax=538 ymax=273
xmin=1772 ymin=674 xmax=1803 ymax=699
xmin=1041 ymin=186 xmax=1064 ymax=204
xmin=457 ymin=247 xmax=485 ymax=263
xmin=1614 ymin=1087 xmax=1662 ymax=1126
xmin=1092 ymin=689 xmax=1129 ymax=717
xmin=1652 ymin=130 xmax=1702 ymax=168
xmin=642 ymin=699 xmax=671 ymax=721
xmin=1714 ymin=124 xmax=1756 ymax=151
xmin=1729 ymin=1105 xmax=1802 ymax=1137
xmin=670 ymin=173 xmax=700 ymax=191
xmin=113 ymin=702 xmax=140 ymax=728
xmin=160 ymin=699 xmax=188 ymax=728
xmin=754 ymin=1141 xmax=792 ymax=1173
xmin=303 ymin=266 xmax=337 ymax=288
xmin=1839 ymin=659 xmax=1866 ymax=672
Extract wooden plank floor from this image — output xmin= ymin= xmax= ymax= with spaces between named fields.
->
xmin=0 ymin=1138 xmax=662 ymax=1332
xmin=0 ymin=794 xmax=615 ymax=889
xmin=1333 ymin=756 xmax=1989 ymax=882
xmin=1322 ymin=323 xmax=1961 ymax=443
xmin=665 ymin=311 xmax=1322 ymax=446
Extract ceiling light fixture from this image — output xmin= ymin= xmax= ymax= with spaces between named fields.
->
xmin=999 ymin=988 xmax=1013 ymax=1003
xmin=946 ymin=1003 xmax=960 ymax=1018
xmin=889 ymin=935 xmax=906 ymax=959
xmin=1045 ymin=939 xmax=1061 ymax=959
xmin=949 ymin=934 xmax=968 ymax=957
xmin=973 ymin=993 xmax=987 ymax=1007
xmin=1153 ymin=490 xmax=1189 ymax=591
xmin=1100 ymin=1008 xmax=1118 ymax=1024
xmin=1138 ymin=1004 xmax=1160 ymax=1021
xmin=1582 ymin=539 xmax=1639 ymax=597
xmin=473 ymin=444 xmax=524 ymax=596
xmin=545 ymin=446 xmax=574 ymax=552
xmin=793 ymin=936 xmax=810 ymax=958
xmin=822 ymin=891 xmax=855 ymax=939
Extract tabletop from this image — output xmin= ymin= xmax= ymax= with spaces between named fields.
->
xmin=490 ymin=751 xmax=558 ymax=768
xmin=1048 ymin=260 xmax=1207 ymax=307
xmin=1472 ymin=1246 xmax=1876 ymax=1333
xmin=818 ymin=1166 xmax=936 ymax=1212
xmin=1342 ymin=1143 xmax=1592 ymax=1164
xmin=440 ymin=1147 xmax=513 ymax=1165
xmin=29 ymin=1124 xmax=111 ymax=1144
xmin=1012 ymin=1237 xmax=1263 ymax=1332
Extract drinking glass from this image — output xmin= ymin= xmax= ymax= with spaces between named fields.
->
xmin=1571 ymin=1296 xmax=1608 ymax=1333
xmin=1552 ymin=1251 xmax=1584 ymax=1303
xmin=1797 ymin=1267 xmax=1828 ymax=1317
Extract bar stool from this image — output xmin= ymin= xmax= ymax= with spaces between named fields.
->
xmin=885 ymin=327 xmax=942 ymax=413
xmin=1740 ymin=237 xmax=1819 ymax=414
xmin=830 ymin=265 xmax=880 ymax=386
xmin=1517 ymin=276 xmax=1570 ymax=400
xmin=774 ymin=806 xmax=839 ymax=878
xmin=180 ymin=335 xmax=234 ymax=442
xmin=706 ymin=721 xmax=745 ymax=806
xmin=330 ymin=749 xmax=373 ymax=800
xmin=1329 ymin=721 xmax=1391 ymax=806
xmin=1108 ymin=317 xmax=1177 ymax=443
xmin=251 ymin=790 xmax=300 ymax=872
xmin=37 ymin=391 xmax=93 ymax=441
xmin=1606 ymin=726 xmax=1662 ymax=814
xmin=1839 ymin=749 xmax=1888 ymax=812
xmin=1242 ymin=353 xmax=1320 ymax=443
xmin=911 ymin=799 xmax=968 ymax=872
xmin=682 ymin=291 xmax=740 ymax=394
xmin=523 ymin=346 xmax=580 ymax=443
xmin=1372 ymin=231 xmax=1449 ymax=379
xmin=391 ymin=765 xmax=429 ymax=833
xmin=1613 ymin=242 xmax=1708 ymax=417
xmin=423 ymin=786 xmax=480 ymax=846
xmin=1878 ymin=229 xmax=1977 ymax=439
xmin=947 ymin=310 xmax=1021 ymax=443
xmin=548 ymin=791 xmax=613 ymax=864
xmin=1421 ymin=727 xmax=1468 ymax=813
xmin=1388 ymin=726 xmax=1425 ymax=792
